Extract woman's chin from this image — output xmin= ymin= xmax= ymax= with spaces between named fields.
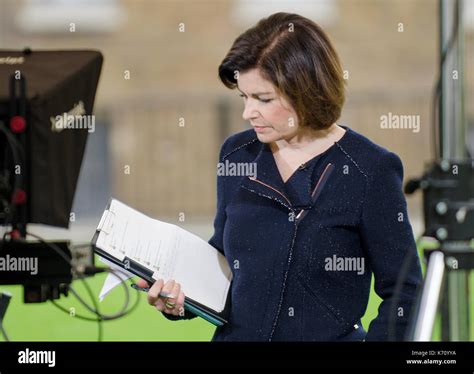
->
xmin=254 ymin=131 xmax=275 ymax=143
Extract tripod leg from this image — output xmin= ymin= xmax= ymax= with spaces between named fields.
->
xmin=446 ymin=271 xmax=470 ymax=341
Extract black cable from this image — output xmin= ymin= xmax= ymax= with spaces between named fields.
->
xmin=50 ymin=281 xmax=141 ymax=323
xmin=431 ymin=0 xmax=460 ymax=161
xmin=25 ymin=232 xmax=73 ymax=267
xmin=74 ymin=271 xmax=103 ymax=341
xmin=69 ymin=271 xmax=131 ymax=320
xmin=22 ymin=232 xmax=139 ymax=333
xmin=49 ymin=279 xmax=141 ymax=341
xmin=0 ymin=121 xmax=24 ymax=245
xmin=0 ymin=116 xmax=140 ymax=340
xmin=23 ymin=232 xmax=139 ymax=341
xmin=0 ymin=322 xmax=9 ymax=342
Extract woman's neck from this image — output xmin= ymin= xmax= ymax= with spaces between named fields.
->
xmin=271 ymin=123 xmax=343 ymax=154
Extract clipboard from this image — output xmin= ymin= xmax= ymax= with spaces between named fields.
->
xmin=91 ymin=199 xmax=231 ymax=326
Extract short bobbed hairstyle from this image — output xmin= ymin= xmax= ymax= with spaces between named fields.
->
xmin=219 ymin=12 xmax=346 ymax=130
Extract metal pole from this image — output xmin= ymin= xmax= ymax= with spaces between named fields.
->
xmin=440 ymin=0 xmax=466 ymax=160
xmin=413 ymin=251 xmax=446 ymax=341
xmin=439 ymin=0 xmax=470 ymax=341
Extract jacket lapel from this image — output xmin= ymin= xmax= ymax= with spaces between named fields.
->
xmin=239 ymin=140 xmax=336 ymax=214
xmin=240 ymin=142 xmax=293 ymax=210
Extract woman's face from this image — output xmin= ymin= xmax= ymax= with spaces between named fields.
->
xmin=237 ymin=68 xmax=301 ymax=144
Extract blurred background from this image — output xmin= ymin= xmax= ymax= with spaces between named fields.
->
xmin=0 ymin=0 xmax=472 ymax=341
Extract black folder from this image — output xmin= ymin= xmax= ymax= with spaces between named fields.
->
xmin=91 ymin=199 xmax=231 ymax=326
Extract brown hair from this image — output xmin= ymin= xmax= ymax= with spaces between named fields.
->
xmin=218 ymin=12 xmax=346 ymax=130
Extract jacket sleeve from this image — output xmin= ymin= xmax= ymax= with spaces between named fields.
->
xmin=162 ymin=137 xmax=229 ymax=321
xmin=207 ymin=137 xmax=229 ymax=256
xmin=360 ymin=151 xmax=422 ymax=341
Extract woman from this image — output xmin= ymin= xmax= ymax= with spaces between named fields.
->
xmin=139 ymin=12 xmax=422 ymax=341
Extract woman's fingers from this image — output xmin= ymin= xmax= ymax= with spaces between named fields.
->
xmin=155 ymin=297 xmax=165 ymax=312
xmin=146 ymin=279 xmax=185 ymax=315
xmin=161 ymin=279 xmax=175 ymax=298
xmin=157 ymin=280 xmax=175 ymax=314
xmin=174 ymin=291 xmax=185 ymax=316
xmin=136 ymin=279 xmax=149 ymax=288
xmin=169 ymin=284 xmax=183 ymax=316
xmin=165 ymin=282 xmax=180 ymax=314
xmin=147 ymin=278 xmax=164 ymax=306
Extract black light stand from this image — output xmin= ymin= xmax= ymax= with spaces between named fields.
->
xmin=406 ymin=0 xmax=473 ymax=341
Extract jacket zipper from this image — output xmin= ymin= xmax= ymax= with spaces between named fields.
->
xmin=248 ymin=162 xmax=335 ymax=341
xmin=295 ymin=162 xmax=334 ymax=223
xmin=248 ymin=176 xmax=293 ymax=209
xmin=248 ymin=162 xmax=334 ymax=224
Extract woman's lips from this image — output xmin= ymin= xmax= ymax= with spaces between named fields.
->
xmin=253 ymin=125 xmax=269 ymax=133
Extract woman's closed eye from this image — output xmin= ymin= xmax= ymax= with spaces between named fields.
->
xmin=239 ymin=93 xmax=273 ymax=104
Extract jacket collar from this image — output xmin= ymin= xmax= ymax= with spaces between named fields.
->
xmin=239 ymin=126 xmax=351 ymax=211
xmin=239 ymin=143 xmax=291 ymax=209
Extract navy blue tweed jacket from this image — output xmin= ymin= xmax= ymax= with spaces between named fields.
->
xmin=165 ymin=125 xmax=422 ymax=341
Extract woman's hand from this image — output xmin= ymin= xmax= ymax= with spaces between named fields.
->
xmin=136 ymin=278 xmax=186 ymax=317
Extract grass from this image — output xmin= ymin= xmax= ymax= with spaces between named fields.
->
xmin=0 ymin=241 xmax=472 ymax=341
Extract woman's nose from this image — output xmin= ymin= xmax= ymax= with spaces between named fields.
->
xmin=242 ymin=100 xmax=259 ymax=121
